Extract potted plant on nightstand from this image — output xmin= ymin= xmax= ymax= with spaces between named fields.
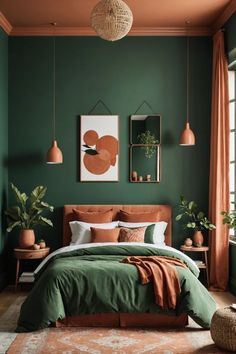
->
xmin=176 ymin=195 xmax=216 ymax=246
xmin=5 ymin=183 xmax=54 ymax=248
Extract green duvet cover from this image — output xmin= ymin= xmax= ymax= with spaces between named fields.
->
xmin=16 ymin=244 xmax=216 ymax=332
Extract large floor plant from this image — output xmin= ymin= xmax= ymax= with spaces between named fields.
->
xmin=5 ymin=183 xmax=54 ymax=248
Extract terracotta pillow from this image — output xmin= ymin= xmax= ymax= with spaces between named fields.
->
xmin=73 ymin=209 xmax=113 ymax=223
xmin=90 ymin=227 xmax=120 ymax=243
xmin=119 ymin=227 xmax=147 ymax=242
xmin=119 ymin=210 xmax=159 ymax=222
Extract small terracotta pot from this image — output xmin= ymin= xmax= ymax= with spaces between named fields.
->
xmin=193 ymin=230 xmax=204 ymax=247
xmin=184 ymin=238 xmax=193 ymax=247
xmin=38 ymin=241 xmax=46 ymax=249
xmin=19 ymin=229 xmax=35 ymax=249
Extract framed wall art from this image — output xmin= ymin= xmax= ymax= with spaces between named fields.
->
xmin=80 ymin=115 xmax=119 ymax=182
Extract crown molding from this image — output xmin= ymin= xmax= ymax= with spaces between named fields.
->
xmin=10 ymin=26 xmax=211 ymax=37
xmin=10 ymin=26 xmax=95 ymax=36
xmin=211 ymin=0 xmax=236 ymax=33
xmin=129 ymin=27 xmax=211 ymax=36
xmin=0 ymin=11 xmax=12 ymax=34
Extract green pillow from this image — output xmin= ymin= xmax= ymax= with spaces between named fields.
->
xmin=144 ymin=224 xmax=155 ymax=244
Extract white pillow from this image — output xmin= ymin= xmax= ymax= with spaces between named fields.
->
xmin=118 ymin=221 xmax=167 ymax=246
xmin=69 ymin=221 xmax=119 ymax=245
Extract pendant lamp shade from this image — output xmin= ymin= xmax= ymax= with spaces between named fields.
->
xmin=179 ymin=122 xmax=195 ymax=146
xmin=179 ymin=25 xmax=196 ymax=146
xmin=91 ymin=0 xmax=133 ymax=41
xmin=46 ymin=140 xmax=63 ymax=164
xmin=46 ymin=25 xmax=63 ymax=164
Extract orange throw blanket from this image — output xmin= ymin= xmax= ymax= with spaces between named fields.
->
xmin=122 ymin=256 xmax=187 ymax=309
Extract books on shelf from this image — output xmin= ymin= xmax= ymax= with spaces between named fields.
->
xmin=194 ymin=260 xmax=204 ymax=266
xmin=19 ymin=272 xmax=35 ymax=283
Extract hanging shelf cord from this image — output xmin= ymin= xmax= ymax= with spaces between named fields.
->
xmin=88 ymin=99 xmax=112 ymax=115
xmin=133 ymin=100 xmax=156 ymax=115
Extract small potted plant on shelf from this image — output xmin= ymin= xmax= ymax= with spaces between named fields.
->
xmin=5 ymin=183 xmax=54 ymax=249
xmin=137 ymin=130 xmax=159 ymax=159
xmin=176 ymin=195 xmax=216 ymax=247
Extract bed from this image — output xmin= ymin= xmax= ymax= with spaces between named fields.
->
xmin=16 ymin=204 xmax=216 ymax=332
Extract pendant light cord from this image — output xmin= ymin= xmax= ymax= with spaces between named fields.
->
xmin=186 ymin=35 xmax=189 ymax=124
xmin=53 ymin=35 xmax=56 ymax=141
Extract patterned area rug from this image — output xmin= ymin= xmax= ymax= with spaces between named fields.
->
xmin=0 ymin=297 xmax=229 ymax=354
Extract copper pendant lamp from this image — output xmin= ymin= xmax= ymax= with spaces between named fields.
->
xmin=179 ymin=25 xmax=196 ymax=146
xmin=46 ymin=24 xmax=63 ymax=164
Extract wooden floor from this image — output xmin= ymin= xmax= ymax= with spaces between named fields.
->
xmin=0 ymin=286 xmax=235 ymax=317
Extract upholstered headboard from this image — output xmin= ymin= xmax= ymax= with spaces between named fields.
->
xmin=63 ymin=205 xmax=172 ymax=247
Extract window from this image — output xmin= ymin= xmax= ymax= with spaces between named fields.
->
xmin=229 ymin=70 xmax=236 ymax=240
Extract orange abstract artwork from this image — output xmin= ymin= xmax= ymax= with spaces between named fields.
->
xmin=80 ymin=116 xmax=119 ymax=181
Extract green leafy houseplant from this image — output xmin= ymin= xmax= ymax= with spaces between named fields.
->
xmin=137 ymin=130 xmax=159 ymax=159
xmin=221 ymin=208 xmax=236 ymax=230
xmin=176 ymin=195 xmax=216 ymax=231
xmin=5 ymin=183 xmax=54 ymax=232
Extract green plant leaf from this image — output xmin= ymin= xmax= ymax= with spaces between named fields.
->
xmin=6 ymin=221 xmax=21 ymax=232
xmin=39 ymin=201 xmax=54 ymax=211
xmin=197 ymin=212 xmax=204 ymax=219
xmin=209 ymin=224 xmax=216 ymax=229
xmin=34 ymin=216 xmax=53 ymax=227
xmin=85 ymin=149 xmax=98 ymax=155
xmin=31 ymin=186 xmax=47 ymax=202
xmin=175 ymin=214 xmax=182 ymax=221
xmin=5 ymin=206 xmax=21 ymax=221
xmin=10 ymin=183 xmax=23 ymax=204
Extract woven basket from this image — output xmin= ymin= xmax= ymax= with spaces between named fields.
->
xmin=210 ymin=307 xmax=236 ymax=352
xmin=91 ymin=0 xmax=133 ymax=41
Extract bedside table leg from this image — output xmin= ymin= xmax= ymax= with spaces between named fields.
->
xmin=15 ymin=259 xmax=20 ymax=292
xmin=204 ymin=251 xmax=209 ymax=288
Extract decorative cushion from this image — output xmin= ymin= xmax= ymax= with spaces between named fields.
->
xmin=90 ymin=227 xmax=120 ymax=243
xmin=119 ymin=210 xmax=159 ymax=222
xmin=69 ymin=221 xmax=119 ymax=245
xmin=119 ymin=227 xmax=146 ymax=242
xmin=73 ymin=209 xmax=113 ymax=223
xmin=119 ymin=225 xmax=155 ymax=243
xmin=118 ymin=221 xmax=167 ymax=245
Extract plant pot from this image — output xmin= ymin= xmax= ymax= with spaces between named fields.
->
xmin=184 ymin=237 xmax=193 ymax=247
xmin=193 ymin=230 xmax=204 ymax=247
xmin=19 ymin=229 xmax=35 ymax=249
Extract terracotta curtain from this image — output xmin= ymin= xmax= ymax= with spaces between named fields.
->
xmin=209 ymin=30 xmax=229 ymax=291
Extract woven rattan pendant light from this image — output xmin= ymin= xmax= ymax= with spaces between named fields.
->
xmin=91 ymin=0 xmax=133 ymax=41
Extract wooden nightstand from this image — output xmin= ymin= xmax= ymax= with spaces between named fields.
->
xmin=14 ymin=247 xmax=50 ymax=291
xmin=180 ymin=245 xmax=209 ymax=288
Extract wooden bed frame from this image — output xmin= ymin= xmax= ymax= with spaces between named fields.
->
xmin=55 ymin=204 xmax=188 ymax=328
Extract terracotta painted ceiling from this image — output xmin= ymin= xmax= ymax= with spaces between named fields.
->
xmin=0 ymin=0 xmax=234 ymax=35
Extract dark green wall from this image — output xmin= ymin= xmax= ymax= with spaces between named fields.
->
xmin=225 ymin=13 xmax=236 ymax=296
xmin=8 ymin=36 xmax=212 ymax=256
xmin=225 ymin=13 xmax=236 ymax=66
xmin=0 ymin=28 xmax=8 ymax=290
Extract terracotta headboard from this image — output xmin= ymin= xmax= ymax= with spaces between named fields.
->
xmin=63 ymin=205 xmax=172 ymax=246
xmin=63 ymin=204 xmax=172 ymax=246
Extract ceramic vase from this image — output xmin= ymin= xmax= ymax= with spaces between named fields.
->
xmin=19 ymin=229 xmax=35 ymax=249
xmin=193 ymin=230 xmax=204 ymax=247
xmin=184 ymin=237 xmax=193 ymax=247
